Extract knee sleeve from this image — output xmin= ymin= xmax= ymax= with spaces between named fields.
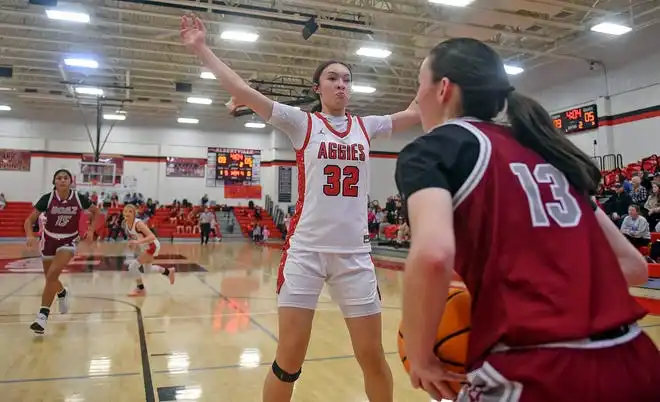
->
xmin=271 ymin=360 xmax=301 ymax=383
xmin=127 ymin=260 xmax=142 ymax=278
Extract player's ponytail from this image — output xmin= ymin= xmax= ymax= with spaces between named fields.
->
xmin=426 ymin=38 xmax=600 ymax=195
xmin=505 ymin=91 xmax=600 ymax=194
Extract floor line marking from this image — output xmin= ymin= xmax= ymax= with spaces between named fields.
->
xmin=152 ymin=352 xmax=399 ymax=374
xmin=0 ymin=371 xmax=140 ymax=384
xmin=0 ymin=275 xmax=40 ymax=304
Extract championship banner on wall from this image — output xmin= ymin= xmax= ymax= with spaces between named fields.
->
xmin=0 ymin=149 xmax=31 ymax=171
xmin=206 ymin=147 xmax=261 ymax=187
xmin=224 ymin=185 xmax=262 ymax=199
xmin=166 ymin=157 xmax=206 ymax=177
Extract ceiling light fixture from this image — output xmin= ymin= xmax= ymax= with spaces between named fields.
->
xmin=178 ymin=117 xmax=199 ymax=124
xmin=200 ymin=72 xmax=216 ymax=80
xmin=64 ymin=58 xmax=98 ymax=69
xmin=428 ymin=0 xmax=474 ymax=6
xmin=75 ymin=86 xmax=103 ymax=96
xmin=356 ymin=47 xmax=392 ymax=59
xmin=187 ymin=96 xmax=213 ymax=105
xmin=220 ymin=30 xmax=259 ymax=42
xmin=45 ymin=9 xmax=91 ymax=23
xmin=352 ymin=85 xmax=377 ymax=94
xmin=590 ymin=22 xmax=632 ymax=36
xmin=504 ymin=64 xmax=524 ymax=75
xmin=0 ymin=105 xmax=11 ymax=111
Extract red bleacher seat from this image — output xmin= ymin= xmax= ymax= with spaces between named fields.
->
xmin=0 ymin=202 xmax=33 ymax=237
xmin=233 ymin=206 xmax=282 ymax=239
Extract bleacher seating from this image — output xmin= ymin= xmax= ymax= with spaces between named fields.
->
xmin=233 ymin=206 xmax=282 ymax=239
xmin=0 ymin=202 xmax=32 ymax=237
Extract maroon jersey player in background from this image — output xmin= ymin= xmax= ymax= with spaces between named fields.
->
xmin=395 ymin=38 xmax=660 ymax=402
xmin=24 ymin=169 xmax=100 ymax=335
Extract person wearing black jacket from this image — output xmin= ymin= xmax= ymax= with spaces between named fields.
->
xmin=604 ymin=183 xmax=633 ymax=226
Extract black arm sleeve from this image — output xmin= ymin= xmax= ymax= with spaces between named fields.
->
xmin=395 ymin=124 xmax=481 ymax=202
xmin=78 ymin=192 xmax=93 ymax=209
xmin=33 ymin=193 xmax=51 ymax=212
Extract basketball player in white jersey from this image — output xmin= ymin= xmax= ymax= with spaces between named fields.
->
xmin=182 ymin=14 xmax=420 ymax=402
xmin=122 ymin=205 xmax=175 ymax=296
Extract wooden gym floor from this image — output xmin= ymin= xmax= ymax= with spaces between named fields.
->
xmin=0 ymin=241 xmax=658 ymax=402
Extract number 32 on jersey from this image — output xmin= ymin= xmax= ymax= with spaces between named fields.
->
xmin=323 ymin=165 xmax=359 ymax=197
xmin=510 ymin=163 xmax=582 ymax=228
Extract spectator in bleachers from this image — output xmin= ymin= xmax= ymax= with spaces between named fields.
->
xmin=618 ymin=173 xmax=632 ymax=193
xmin=283 ymin=212 xmax=291 ymax=234
xmin=0 ymin=193 xmax=5 ymax=210
xmin=110 ymin=192 xmax=119 ymax=208
xmin=644 ymin=183 xmax=660 ymax=229
xmin=394 ymin=217 xmax=410 ymax=248
xmin=620 ymin=205 xmax=651 ymax=247
xmin=604 ymin=183 xmax=632 ymax=226
xmin=630 ymin=176 xmax=647 ymax=205
xmin=252 ymin=223 xmax=262 ymax=242
xmin=201 ymin=193 xmax=208 ymax=206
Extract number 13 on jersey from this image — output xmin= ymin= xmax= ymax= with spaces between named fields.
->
xmin=323 ymin=165 xmax=360 ymax=197
xmin=510 ymin=163 xmax=582 ymax=228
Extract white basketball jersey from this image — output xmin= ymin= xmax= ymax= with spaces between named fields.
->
xmin=125 ymin=218 xmax=160 ymax=248
xmin=287 ymin=112 xmax=371 ymax=254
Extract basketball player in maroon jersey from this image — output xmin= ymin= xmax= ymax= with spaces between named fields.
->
xmin=396 ymin=38 xmax=660 ymax=401
xmin=24 ymin=169 xmax=100 ymax=334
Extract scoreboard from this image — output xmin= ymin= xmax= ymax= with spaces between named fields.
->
xmin=551 ymin=104 xmax=599 ymax=134
xmin=206 ymin=147 xmax=261 ymax=187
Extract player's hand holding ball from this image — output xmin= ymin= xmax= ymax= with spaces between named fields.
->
xmin=408 ymin=357 xmax=466 ymax=401
xmin=128 ymin=239 xmax=138 ymax=248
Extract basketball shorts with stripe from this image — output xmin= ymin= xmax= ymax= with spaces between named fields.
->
xmin=457 ymin=331 xmax=660 ymax=402
xmin=277 ymin=250 xmax=381 ymax=318
xmin=41 ymin=233 xmax=79 ymax=259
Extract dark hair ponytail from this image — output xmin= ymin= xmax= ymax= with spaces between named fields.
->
xmin=505 ymin=91 xmax=600 ymax=194
xmin=427 ymin=38 xmax=600 ymax=195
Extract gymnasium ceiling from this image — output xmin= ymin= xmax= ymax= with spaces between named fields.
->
xmin=1 ymin=0 xmax=660 ymax=125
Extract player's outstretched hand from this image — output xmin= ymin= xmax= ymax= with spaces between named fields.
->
xmin=409 ymin=357 xmax=467 ymax=401
xmin=180 ymin=13 xmax=207 ymax=51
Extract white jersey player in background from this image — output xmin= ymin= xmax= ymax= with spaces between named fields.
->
xmin=182 ymin=14 xmax=420 ymax=402
xmin=122 ymin=205 xmax=175 ymax=296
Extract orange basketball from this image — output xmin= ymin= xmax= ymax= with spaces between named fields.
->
xmin=397 ymin=287 xmax=471 ymax=396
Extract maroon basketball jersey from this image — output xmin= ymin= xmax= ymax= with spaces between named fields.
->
xmin=34 ymin=191 xmax=91 ymax=236
xmin=450 ymin=120 xmax=647 ymax=368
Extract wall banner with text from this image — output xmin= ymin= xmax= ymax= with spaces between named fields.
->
xmin=0 ymin=149 xmax=31 ymax=171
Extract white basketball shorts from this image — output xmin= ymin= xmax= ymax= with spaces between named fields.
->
xmin=276 ymin=250 xmax=381 ymax=318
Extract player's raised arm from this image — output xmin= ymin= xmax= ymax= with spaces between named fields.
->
xmin=180 ymin=14 xmax=274 ymax=121
xmin=391 ymin=98 xmax=421 ymax=134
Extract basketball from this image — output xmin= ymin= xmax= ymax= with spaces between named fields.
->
xmin=397 ymin=287 xmax=471 ymax=395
